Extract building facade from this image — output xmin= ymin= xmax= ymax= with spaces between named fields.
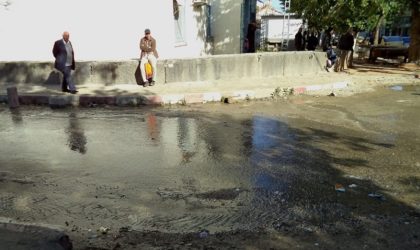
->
xmin=0 ymin=0 xmax=255 ymax=61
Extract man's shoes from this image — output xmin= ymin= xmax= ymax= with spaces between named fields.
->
xmin=62 ymin=89 xmax=70 ymax=93
xmin=143 ymin=82 xmax=149 ymax=87
xmin=69 ymin=90 xmax=78 ymax=94
xmin=148 ymin=80 xmax=155 ymax=86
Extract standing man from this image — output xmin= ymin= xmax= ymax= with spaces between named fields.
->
xmin=140 ymin=28 xmax=158 ymax=86
xmin=335 ymin=27 xmax=354 ymax=72
xmin=294 ymin=28 xmax=304 ymax=51
xmin=322 ymin=27 xmax=334 ymax=52
xmin=52 ymin=31 xmax=77 ymax=94
xmin=307 ymin=32 xmax=319 ymax=51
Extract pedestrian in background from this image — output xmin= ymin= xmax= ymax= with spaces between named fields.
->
xmin=294 ymin=28 xmax=304 ymax=51
xmin=307 ymin=32 xmax=318 ymax=51
xmin=302 ymin=30 xmax=308 ymax=50
xmin=335 ymin=27 xmax=354 ymax=72
xmin=322 ymin=27 xmax=334 ymax=52
xmin=52 ymin=31 xmax=77 ymax=94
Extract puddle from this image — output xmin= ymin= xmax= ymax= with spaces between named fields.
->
xmin=0 ymin=103 xmax=419 ymax=245
xmin=389 ymin=85 xmax=420 ymax=92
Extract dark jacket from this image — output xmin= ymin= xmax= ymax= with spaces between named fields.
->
xmin=322 ymin=33 xmax=332 ymax=51
xmin=307 ymin=35 xmax=318 ymax=50
xmin=338 ymin=32 xmax=354 ymax=51
xmin=295 ymin=32 xmax=304 ymax=51
xmin=52 ymin=39 xmax=75 ymax=71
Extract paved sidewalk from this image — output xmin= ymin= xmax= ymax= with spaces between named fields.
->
xmin=1 ymin=66 xmax=418 ymax=106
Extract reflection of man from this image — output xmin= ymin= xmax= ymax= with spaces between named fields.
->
xmin=66 ymin=113 xmax=87 ymax=154
xmin=9 ymin=109 xmax=23 ymax=124
xmin=139 ymin=29 xmax=158 ymax=86
xmin=52 ymin=31 xmax=78 ymax=94
xmin=147 ymin=114 xmax=161 ymax=144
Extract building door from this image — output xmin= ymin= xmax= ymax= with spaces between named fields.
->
xmin=241 ymin=0 xmax=256 ymax=53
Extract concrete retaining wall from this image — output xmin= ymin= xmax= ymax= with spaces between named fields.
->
xmin=0 ymin=52 xmax=326 ymax=85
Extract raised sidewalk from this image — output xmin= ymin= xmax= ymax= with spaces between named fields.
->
xmin=0 ymin=52 xmax=418 ymax=107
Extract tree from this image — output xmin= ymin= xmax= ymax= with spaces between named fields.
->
xmin=291 ymin=0 xmax=420 ymax=62
xmin=405 ymin=0 xmax=419 ymax=62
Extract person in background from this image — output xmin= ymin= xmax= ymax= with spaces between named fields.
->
xmin=335 ymin=27 xmax=354 ymax=72
xmin=322 ymin=27 xmax=334 ymax=52
xmin=302 ymin=30 xmax=308 ymax=50
xmin=246 ymin=20 xmax=258 ymax=53
xmin=325 ymin=47 xmax=337 ymax=72
xmin=307 ymin=32 xmax=318 ymax=51
xmin=140 ymin=28 xmax=158 ymax=86
xmin=294 ymin=28 xmax=304 ymax=51
xmin=52 ymin=31 xmax=77 ymax=94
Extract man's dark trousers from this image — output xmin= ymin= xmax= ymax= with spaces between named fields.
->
xmin=62 ymin=66 xmax=73 ymax=91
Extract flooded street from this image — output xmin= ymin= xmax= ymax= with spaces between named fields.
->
xmin=0 ymin=86 xmax=419 ymax=249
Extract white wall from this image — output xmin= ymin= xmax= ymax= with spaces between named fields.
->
xmin=0 ymin=0 xmax=210 ymax=61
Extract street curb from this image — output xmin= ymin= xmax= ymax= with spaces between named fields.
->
xmin=0 ymin=82 xmax=350 ymax=107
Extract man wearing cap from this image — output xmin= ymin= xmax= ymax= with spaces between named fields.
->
xmin=52 ymin=31 xmax=78 ymax=94
xmin=139 ymin=28 xmax=158 ymax=86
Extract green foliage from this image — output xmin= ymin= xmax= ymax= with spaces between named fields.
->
xmin=291 ymin=0 xmax=407 ymax=32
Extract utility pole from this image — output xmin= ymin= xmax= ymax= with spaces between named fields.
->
xmin=281 ymin=0 xmax=291 ymax=51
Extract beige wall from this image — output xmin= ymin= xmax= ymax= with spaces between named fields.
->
xmin=210 ymin=0 xmax=242 ymax=55
xmin=0 ymin=0 xmax=210 ymax=61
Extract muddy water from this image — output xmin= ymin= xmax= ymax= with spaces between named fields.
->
xmin=0 ymin=86 xmax=419 ymax=249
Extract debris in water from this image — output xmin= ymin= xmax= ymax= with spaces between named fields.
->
xmin=99 ymin=226 xmax=110 ymax=234
xmin=87 ymin=229 xmax=97 ymax=239
xmin=199 ymin=229 xmax=209 ymax=238
xmin=348 ymin=184 xmax=358 ymax=188
xmin=328 ymin=92 xmax=336 ymax=97
xmin=368 ymin=193 xmax=386 ymax=201
xmin=390 ymin=86 xmax=403 ymax=91
xmin=335 ymin=183 xmax=346 ymax=192
xmin=119 ymin=226 xmax=132 ymax=233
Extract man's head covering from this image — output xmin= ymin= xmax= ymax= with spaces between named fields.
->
xmin=145 ymin=28 xmax=151 ymax=34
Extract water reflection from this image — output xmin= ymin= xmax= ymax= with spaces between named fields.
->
xmin=250 ymin=116 xmax=297 ymax=191
xmin=9 ymin=108 xmax=23 ymax=125
xmin=147 ymin=114 xmax=160 ymax=143
xmin=177 ymin=118 xmax=198 ymax=163
xmin=66 ymin=112 xmax=87 ymax=154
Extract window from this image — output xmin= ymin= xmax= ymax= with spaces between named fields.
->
xmin=206 ymin=5 xmax=212 ymax=41
xmin=174 ymin=0 xmax=187 ymax=45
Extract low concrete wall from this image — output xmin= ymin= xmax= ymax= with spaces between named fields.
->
xmin=0 ymin=52 xmax=326 ymax=85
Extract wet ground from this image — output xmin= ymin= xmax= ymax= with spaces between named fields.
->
xmin=0 ymin=85 xmax=419 ymax=249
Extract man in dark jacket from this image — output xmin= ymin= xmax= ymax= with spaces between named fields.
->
xmin=322 ymin=28 xmax=334 ymax=51
xmin=52 ymin=31 xmax=77 ymax=94
xmin=307 ymin=32 xmax=318 ymax=51
xmin=294 ymin=28 xmax=304 ymax=51
xmin=335 ymin=27 xmax=354 ymax=72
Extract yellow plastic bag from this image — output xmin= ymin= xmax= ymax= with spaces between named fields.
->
xmin=145 ymin=62 xmax=153 ymax=79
